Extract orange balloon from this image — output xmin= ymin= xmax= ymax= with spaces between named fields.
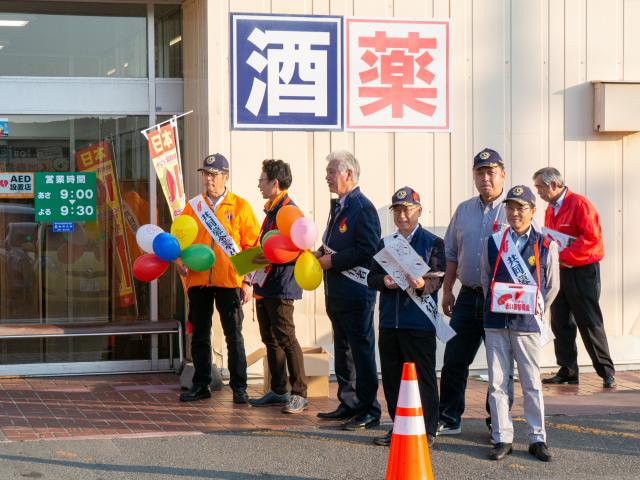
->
xmin=276 ymin=205 xmax=304 ymax=237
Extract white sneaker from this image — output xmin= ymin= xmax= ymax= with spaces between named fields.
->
xmin=436 ymin=421 xmax=462 ymax=436
xmin=282 ymin=394 xmax=308 ymax=414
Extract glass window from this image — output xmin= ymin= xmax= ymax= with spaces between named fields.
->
xmin=155 ymin=5 xmax=183 ymax=78
xmin=0 ymin=2 xmax=147 ymax=77
xmin=0 ymin=114 xmax=183 ymax=364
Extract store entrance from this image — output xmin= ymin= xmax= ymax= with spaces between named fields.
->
xmin=0 ymin=115 xmax=180 ymax=368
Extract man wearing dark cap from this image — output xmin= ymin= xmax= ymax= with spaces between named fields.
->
xmin=533 ymin=167 xmax=616 ymax=388
xmin=178 ymin=153 xmax=260 ymax=403
xmin=438 ymin=148 xmax=514 ymax=436
xmin=367 ymin=187 xmax=446 ymax=447
xmin=481 ymin=185 xmax=559 ymax=462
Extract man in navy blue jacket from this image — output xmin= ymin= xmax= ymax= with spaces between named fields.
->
xmin=368 ymin=187 xmax=446 ymax=447
xmin=316 ymin=150 xmax=382 ymax=430
xmin=250 ymin=159 xmax=308 ymax=414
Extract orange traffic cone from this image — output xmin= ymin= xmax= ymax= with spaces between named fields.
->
xmin=385 ymin=362 xmax=434 ymax=480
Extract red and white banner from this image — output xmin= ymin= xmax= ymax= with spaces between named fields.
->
xmin=75 ymin=141 xmax=135 ymax=309
xmin=345 ymin=18 xmax=450 ymax=131
xmin=144 ymin=119 xmax=185 ymax=219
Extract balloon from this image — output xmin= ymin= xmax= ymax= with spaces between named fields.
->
xmin=262 ymin=233 xmax=301 ymax=264
xmin=133 ymin=254 xmax=169 ymax=282
xmin=276 ymin=205 xmax=304 ymax=237
xmin=289 ymin=217 xmax=318 ymax=250
xmin=181 ymin=244 xmax=215 ymax=271
xmin=152 ymin=232 xmax=181 ymax=261
xmin=261 ymin=229 xmax=280 ymax=248
xmin=294 ymin=251 xmax=323 ymax=290
xmin=136 ymin=224 xmax=164 ymax=253
xmin=171 ymin=215 xmax=198 ymax=250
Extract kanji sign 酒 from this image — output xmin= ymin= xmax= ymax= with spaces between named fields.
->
xmin=231 ymin=13 xmax=343 ymax=130
xmin=34 ymin=172 xmax=97 ymax=222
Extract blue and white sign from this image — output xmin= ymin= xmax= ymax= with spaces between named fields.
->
xmin=231 ymin=13 xmax=343 ymax=130
xmin=0 ymin=118 xmax=8 ymax=137
xmin=52 ymin=222 xmax=75 ymax=233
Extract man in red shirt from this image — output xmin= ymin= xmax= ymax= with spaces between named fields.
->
xmin=532 ymin=167 xmax=616 ymax=388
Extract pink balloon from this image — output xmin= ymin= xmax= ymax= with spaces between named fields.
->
xmin=289 ymin=217 xmax=318 ymax=250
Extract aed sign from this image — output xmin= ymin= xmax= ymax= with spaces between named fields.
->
xmin=34 ymin=172 xmax=97 ymax=222
xmin=0 ymin=172 xmax=34 ymax=198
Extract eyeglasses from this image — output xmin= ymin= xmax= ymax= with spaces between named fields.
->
xmin=505 ymin=205 xmax=531 ymax=213
xmin=201 ymin=171 xmax=224 ymax=178
xmin=392 ymin=205 xmax=420 ymax=215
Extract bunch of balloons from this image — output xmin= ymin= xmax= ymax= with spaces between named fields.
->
xmin=261 ymin=205 xmax=323 ymax=291
xmin=132 ymin=215 xmax=215 ymax=282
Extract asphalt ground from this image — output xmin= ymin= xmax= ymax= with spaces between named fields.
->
xmin=0 ymin=413 xmax=638 ymax=480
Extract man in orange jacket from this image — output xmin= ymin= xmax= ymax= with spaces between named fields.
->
xmin=533 ymin=167 xmax=616 ymax=388
xmin=178 ymin=153 xmax=261 ymax=403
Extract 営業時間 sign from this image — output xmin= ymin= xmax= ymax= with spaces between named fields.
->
xmin=34 ymin=172 xmax=97 ymax=222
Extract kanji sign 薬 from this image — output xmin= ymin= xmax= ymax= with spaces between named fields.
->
xmin=346 ymin=18 xmax=449 ymax=131
xmin=231 ymin=13 xmax=343 ymax=130
xmin=34 ymin=172 xmax=97 ymax=222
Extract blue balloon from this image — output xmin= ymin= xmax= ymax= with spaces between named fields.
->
xmin=152 ymin=232 xmax=181 ymax=261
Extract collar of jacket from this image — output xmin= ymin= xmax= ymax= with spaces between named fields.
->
xmin=264 ymin=190 xmax=288 ymax=213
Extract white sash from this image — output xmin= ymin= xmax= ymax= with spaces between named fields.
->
xmin=406 ymin=288 xmax=457 ymax=343
xmin=322 ymin=244 xmax=370 ymax=286
xmin=189 ymin=195 xmax=240 ymax=258
xmin=491 ymin=229 xmax=554 ymax=345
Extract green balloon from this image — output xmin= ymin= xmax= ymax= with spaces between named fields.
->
xmin=181 ymin=244 xmax=215 ymax=271
xmin=261 ymin=229 xmax=280 ymax=248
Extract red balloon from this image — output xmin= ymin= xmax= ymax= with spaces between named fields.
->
xmin=133 ymin=253 xmax=170 ymax=282
xmin=262 ymin=234 xmax=301 ymax=264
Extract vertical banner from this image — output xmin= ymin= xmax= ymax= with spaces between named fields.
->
xmin=345 ymin=18 xmax=450 ymax=131
xmin=145 ymin=119 xmax=185 ymax=219
xmin=75 ymin=141 xmax=136 ymax=309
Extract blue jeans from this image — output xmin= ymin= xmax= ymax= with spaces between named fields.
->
xmin=439 ymin=287 xmax=514 ymax=427
xmin=326 ymin=298 xmax=381 ymax=417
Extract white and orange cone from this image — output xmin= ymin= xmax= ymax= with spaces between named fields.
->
xmin=384 ymin=362 xmax=434 ymax=480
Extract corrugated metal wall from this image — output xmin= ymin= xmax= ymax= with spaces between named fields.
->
xmin=183 ymin=0 xmax=640 ymax=373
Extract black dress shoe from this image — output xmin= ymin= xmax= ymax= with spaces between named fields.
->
xmin=373 ymin=429 xmax=392 ymax=446
xmin=603 ymin=375 xmax=617 ymax=388
xmin=233 ymin=388 xmax=249 ymax=404
xmin=317 ymin=404 xmax=354 ymax=420
xmin=488 ymin=442 xmax=513 ymax=461
xmin=542 ymin=374 xmax=579 ymax=385
xmin=342 ymin=412 xmax=380 ymax=431
xmin=179 ymin=384 xmax=211 ymax=402
xmin=529 ymin=442 xmax=552 ymax=462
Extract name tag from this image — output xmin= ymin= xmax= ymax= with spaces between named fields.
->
xmin=490 ymin=282 xmax=538 ymax=315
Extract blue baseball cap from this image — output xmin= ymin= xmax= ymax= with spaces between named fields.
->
xmin=198 ymin=153 xmax=229 ymax=173
xmin=473 ymin=148 xmax=504 ymax=169
xmin=504 ymin=185 xmax=536 ymax=207
xmin=390 ymin=186 xmax=421 ymax=208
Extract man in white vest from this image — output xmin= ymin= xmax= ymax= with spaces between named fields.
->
xmin=481 ymin=185 xmax=559 ymax=462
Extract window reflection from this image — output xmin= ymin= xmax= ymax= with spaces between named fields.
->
xmin=0 ymin=2 xmax=147 ymax=77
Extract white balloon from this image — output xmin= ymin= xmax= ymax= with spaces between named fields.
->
xmin=136 ymin=224 xmax=164 ymax=254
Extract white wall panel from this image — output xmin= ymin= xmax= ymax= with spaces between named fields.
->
xmin=184 ymin=0 xmax=640 ymax=374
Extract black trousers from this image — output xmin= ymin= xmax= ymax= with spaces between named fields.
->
xmin=550 ymin=262 xmax=615 ymax=379
xmin=326 ymin=299 xmax=381 ymax=417
xmin=256 ymin=298 xmax=308 ymax=397
xmin=439 ymin=287 xmax=514 ymax=427
xmin=379 ymin=328 xmax=439 ymax=436
xmin=188 ymin=286 xmax=247 ymax=390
